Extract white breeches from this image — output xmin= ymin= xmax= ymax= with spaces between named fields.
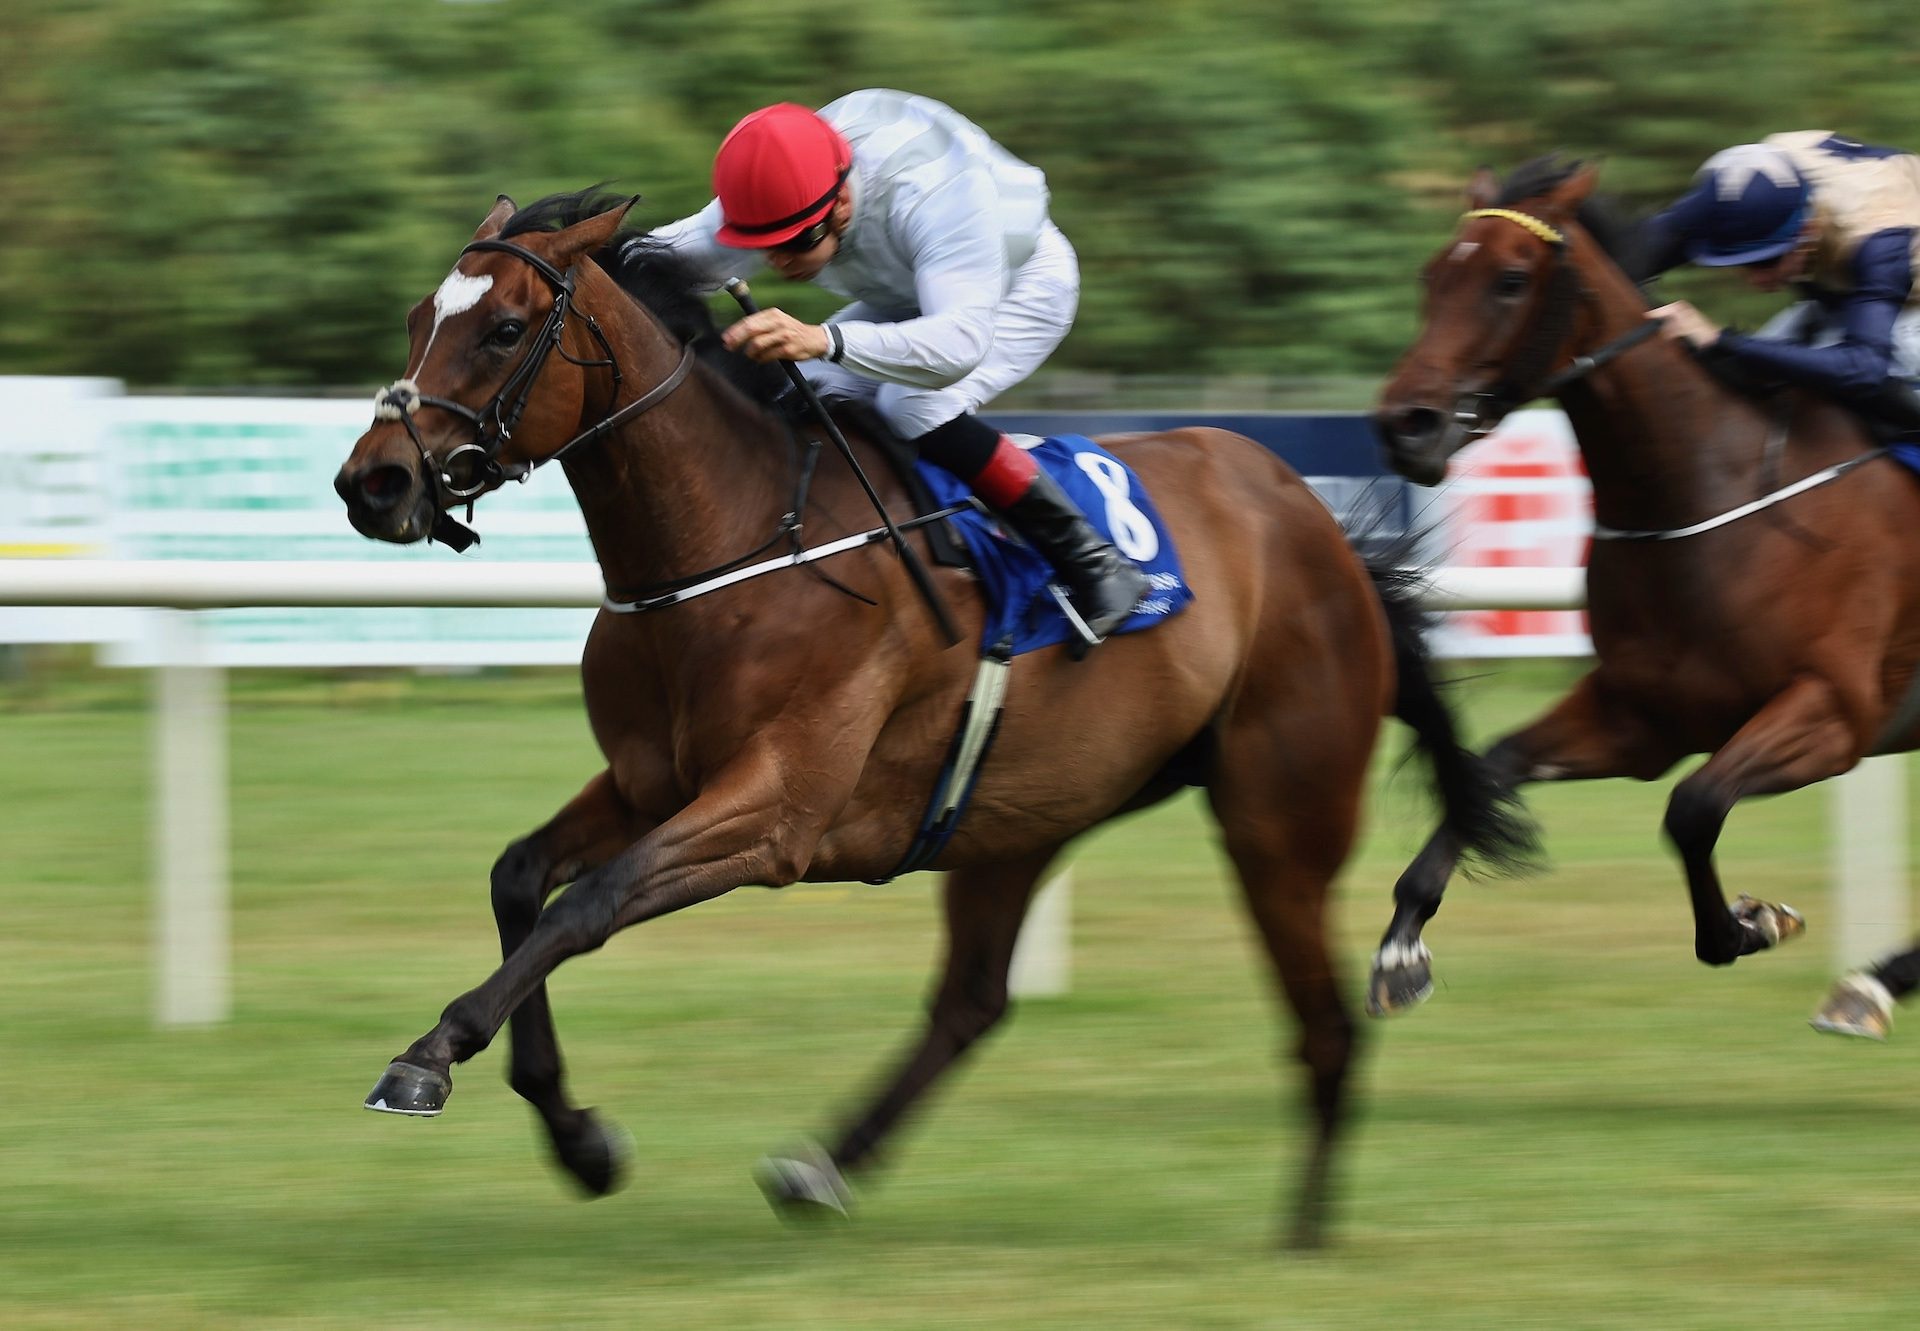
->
xmin=801 ymin=223 xmax=1080 ymax=437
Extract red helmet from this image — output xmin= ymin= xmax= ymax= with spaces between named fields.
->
xmin=712 ymin=103 xmax=852 ymax=249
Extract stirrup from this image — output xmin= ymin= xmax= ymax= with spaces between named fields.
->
xmin=1047 ymin=583 xmax=1103 ymax=657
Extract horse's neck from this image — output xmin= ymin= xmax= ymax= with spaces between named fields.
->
xmin=1557 ymin=250 xmax=1771 ymax=533
xmin=557 ymin=288 xmax=791 ymax=593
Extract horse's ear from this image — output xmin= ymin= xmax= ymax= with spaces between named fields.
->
xmin=473 ymin=195 xmax=517 ymax=242
xmin=547 ymin=195 xmax=642 ymax=267
xmin=1544 ymin=163 xmax=1600 ymax=214
xmin=1466 ymin=165 xmax=1499 ymax=210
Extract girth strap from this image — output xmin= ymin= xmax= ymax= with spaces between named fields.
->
xmin=866 ymin=641 xmax=1014 ymax=884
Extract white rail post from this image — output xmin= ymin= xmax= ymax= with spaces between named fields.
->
xmin=1829 ymin=756 xmax=1909 ymax=973
xmin=152 ymin=610 xmax=229 ymax=1026
xmin=1010 ymin=870 xmax=1072 ymax=998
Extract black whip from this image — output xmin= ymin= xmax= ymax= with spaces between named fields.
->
xmin=725 ymin=279 xmax=961 ymax=647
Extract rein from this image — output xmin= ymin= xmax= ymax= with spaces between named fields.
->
xmin=599 ymin=503 xmax=974 ymax=614
xmin=1592 ymin=445 xmax=1887 ymax=541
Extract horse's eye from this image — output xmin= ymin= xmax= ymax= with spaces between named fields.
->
xmin=1495 ymin=269 xmax=1530 ymax=298
xmin=487 ymin=320 xmax=526 ymax=348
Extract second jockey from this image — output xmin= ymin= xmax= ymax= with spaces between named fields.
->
xmin=1641 ymin=132 xmax=1920 ymax=428
xmin=642 ymin=88 xmax=1149 ymax=640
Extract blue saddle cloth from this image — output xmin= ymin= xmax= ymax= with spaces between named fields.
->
xmin=1889 ymin=441 xmax=1920 ymax=475
xmin=917 ymin=434 xmax=1193 ymax=657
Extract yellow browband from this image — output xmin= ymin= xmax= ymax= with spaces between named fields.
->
xmin=1461 ymin=208 xmax=1565 ymax=245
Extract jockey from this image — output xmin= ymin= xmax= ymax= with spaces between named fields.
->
xmin=643 ymin=89 xmax=1149 ymax=640
xmin=1642 ymin=133 xmax=1920 ymax=425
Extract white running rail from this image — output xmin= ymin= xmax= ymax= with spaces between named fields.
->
xmin=0 ymin=561 xmax=1898 ymax=1024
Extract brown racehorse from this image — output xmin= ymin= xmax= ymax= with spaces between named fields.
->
xmin=333 ymin=189 xmax=1528 ymax=1247
xmin=1371 ymin=157 xmax=1920 ymax=1023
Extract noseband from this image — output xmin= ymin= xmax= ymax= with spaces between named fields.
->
xmin=372 ymin=237 xmax=694 ymax=550
xmin=1448 ymin=207 xmax=1659 ymax=438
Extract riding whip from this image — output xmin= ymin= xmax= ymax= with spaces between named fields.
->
xmin=725 ymin=279 xmax=961 ymax=647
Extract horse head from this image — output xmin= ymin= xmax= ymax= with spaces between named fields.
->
xmin=335 ymin=192 xmax=642 ymax=545
xmin=1376 ymin=160 xmax=1604 ymax=485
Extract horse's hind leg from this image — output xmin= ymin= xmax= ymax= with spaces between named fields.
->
xmin=1812 ymin=939 xmax=1920 ymax=1040
xmin=1208 ymin=734 xmax=1365 ymax=1251
xmin=1812 ymin=933 xmax=1920 ymax=1037
xmin=758 ymin=845 xmax=1058 ymax=1218
xmin=490 ymin=772 xmax=647 ymax=1193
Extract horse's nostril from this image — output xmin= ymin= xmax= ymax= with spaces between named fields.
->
xmin=362 ymin=465 xmax=410 ymax=498
xmin=337 ymin=463 xmax=413 ymax=513
xmin=1395 ymin=407 xmax=1445 ymax=445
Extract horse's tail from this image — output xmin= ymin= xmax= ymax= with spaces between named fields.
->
xmin=1358 ymin=533 xmax=1539 ymax=876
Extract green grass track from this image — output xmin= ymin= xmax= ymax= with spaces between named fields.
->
xmin=4 ymin=661 xmax=1918 ymax=1329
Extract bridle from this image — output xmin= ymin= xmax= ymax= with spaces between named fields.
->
xmin=364 ymin=232 xmax=952 ymax=619
xmin=371 ymin=237 xmax=694 ymax=550
xmin=1452 ymin=207 xmax=1884 ymax=543
xmin=1445 ymin=207 xmax=1660 ymax=441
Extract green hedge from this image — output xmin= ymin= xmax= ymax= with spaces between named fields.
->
xmin=5 ymin=0 xmax=1916 ymax=387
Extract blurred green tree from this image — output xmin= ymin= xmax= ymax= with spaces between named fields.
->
xmin=5 ymin=0 xmax=1917 ymax=389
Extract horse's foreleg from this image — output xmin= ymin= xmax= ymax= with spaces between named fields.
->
xmin=1370 ymin=673 xmax=1663 ymax=1016
xmin=1666 ymin=674 xmax=1859 ymax=965
xmin=364 ymin=752 xmax=827 ymax=1120
xmin=758 ymin=847 xmax=1059 ymax=1218
xmin=490 ymin=771 xmax=650 ymax=1194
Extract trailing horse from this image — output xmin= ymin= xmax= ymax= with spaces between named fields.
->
xmin=334 ymin=189 xmax=1529 ymax=1247
xmin=1373 ymin=157 xmax=1920 ymax=1025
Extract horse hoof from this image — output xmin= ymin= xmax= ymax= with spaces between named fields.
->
xmin=755 ymin=1141 xmax=852 ymax=1221
xmin=364 ymin=1061 xmax=451 ymax=1116
xmin=553 ymin=1112 xmax=634 ymax=1197
xmin=1809 ymin=973 xmax=1893 ymax=1041
xmin=1366 ymin=940 xmax=1434 ymax=1017
xmin=1731 ymin=894 xmax=1807 ymax=952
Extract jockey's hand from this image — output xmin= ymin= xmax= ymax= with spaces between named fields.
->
xmin=1648 ymin=300 xmax=1723 ymax=350
xmin=722 ymin=309 xmax=831 ymax=364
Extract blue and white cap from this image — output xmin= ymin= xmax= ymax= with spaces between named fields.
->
xmin=1686 ymin=143 xmax=1812 ymax=267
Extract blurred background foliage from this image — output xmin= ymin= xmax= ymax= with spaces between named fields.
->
xmin=5 ymin=0 xmax=1920 ymax=390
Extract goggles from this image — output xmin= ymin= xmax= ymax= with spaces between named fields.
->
xmin=769 ymin=212 xmax=835 ymax=255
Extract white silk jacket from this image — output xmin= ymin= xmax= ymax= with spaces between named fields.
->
xmin=646 ymin=89 xmax=1055 ymax=390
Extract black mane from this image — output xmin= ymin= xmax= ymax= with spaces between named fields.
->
xmin=1496 ymin=155 xmax=1648 ymax=276
xmin=499 ymin=187 xmax=788 ymax=407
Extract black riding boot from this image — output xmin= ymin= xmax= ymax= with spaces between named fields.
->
xmin=993 ymin=470 xmax=1151 ymax=641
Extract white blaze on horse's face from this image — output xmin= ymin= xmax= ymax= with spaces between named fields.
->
xmin=405 ymin=267 xmax=495 ymax=379
xmin=1448 ymin=241 xmax=1481 ymax=263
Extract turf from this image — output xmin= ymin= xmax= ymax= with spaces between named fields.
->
xmin=3 ymin=660 xmax=1917 ymax=1329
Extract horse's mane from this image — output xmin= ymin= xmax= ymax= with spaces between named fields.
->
xmin=1496 ymin=155 xmax=1653 ymax=281
xmin=499 ymin=187 xmax=790 ymax=408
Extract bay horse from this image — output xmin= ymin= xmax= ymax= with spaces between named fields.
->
xmin=333 ymin=188 xmax=1529 ymax=1247
xmin=1372 ymin=156 xmax=1920 ymax=1025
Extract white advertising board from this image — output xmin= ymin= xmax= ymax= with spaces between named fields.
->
xmin=3 ymin=378 xmax=1601 ymax=663
xmin=103 ymin=396 xmax=600 ymax=667
xmin=1433 ymin=408 xmax=1594 ymax=658
xmin=0 ymin=377 xmax=133 ymax=646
